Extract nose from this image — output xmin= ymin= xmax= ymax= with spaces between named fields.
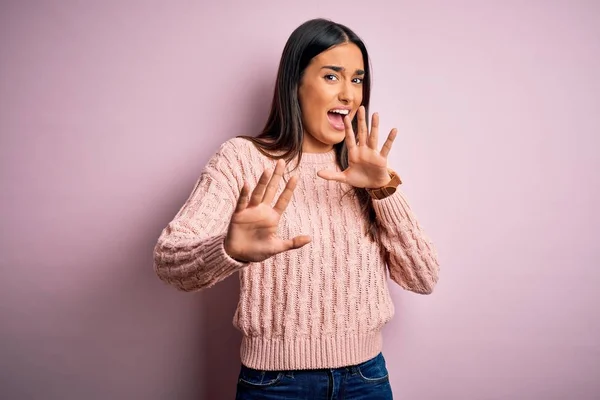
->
xmin=338 ymin=80 xmax=354 ymax=104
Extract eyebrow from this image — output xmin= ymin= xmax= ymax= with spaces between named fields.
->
xmin=321 ymin=65 xmax=365 ymax=75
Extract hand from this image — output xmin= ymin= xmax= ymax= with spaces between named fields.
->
xmin=224 ymin=159 xmax=311 ymax=263
xmin=317 ymin=106 xmax=397 ymax=188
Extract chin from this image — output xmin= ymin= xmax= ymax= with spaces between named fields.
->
xmin=304 ymin=125 xmax=346 ymax=151
xmin=331 ymin=133 xmax=346 ymax=145
xmin=316 ymin=136 xmax=343 ymax=149
xmin=324 ymin=127 xmax=346 ymax=144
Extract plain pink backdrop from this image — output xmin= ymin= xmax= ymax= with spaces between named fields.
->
xmin=1 ymin=1 xmax=599 ymax=399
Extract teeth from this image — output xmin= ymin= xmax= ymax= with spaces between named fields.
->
xmin=330 ymin=109 xmax=349 ymax=115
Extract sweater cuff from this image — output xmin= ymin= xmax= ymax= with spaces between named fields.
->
xmin=201 ymin=233 xmax=249 ymax=277
xmin=371 ymin=190 xmax=418 ymax=229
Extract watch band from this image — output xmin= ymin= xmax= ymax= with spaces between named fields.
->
xmin=366 ymin=170 xmax=402 ymax=200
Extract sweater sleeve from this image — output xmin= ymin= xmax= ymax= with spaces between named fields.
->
xmin=372 ymin=190 xmax=440 ymax=294
xmin=153 ymin=141 xmax=249 ymax=292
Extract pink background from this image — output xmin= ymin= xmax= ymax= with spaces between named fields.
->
xmin=1 ymin=1 xmax=599 ymax=399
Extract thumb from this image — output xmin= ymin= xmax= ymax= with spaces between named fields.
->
xmin=317 ymin=169 xmax=346 ymax=183
xmin=278 ymin=235 xmax=312 ymax=254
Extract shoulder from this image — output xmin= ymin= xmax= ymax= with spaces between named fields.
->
xmin=205 ymin=137 xmax=274 ymax=177
xmin=217 ymin=137 xmax=262 ymax=158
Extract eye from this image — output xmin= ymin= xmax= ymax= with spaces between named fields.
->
xmin=324 ymin=74 xmax=339 ymax=81
xmin=352 ymin=77 xmax=364 ymax=84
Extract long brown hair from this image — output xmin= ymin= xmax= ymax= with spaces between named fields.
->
xmin=239 ymin=18 xmax=380 ymax=241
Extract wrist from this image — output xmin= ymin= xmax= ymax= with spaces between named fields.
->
xmin=366 ymin=169 xmax=402 ymax=200
xmin=223 ymin=237 xmax=248 ymax=263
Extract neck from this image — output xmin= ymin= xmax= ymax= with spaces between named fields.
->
xmin=298 ymin=146 xmax=336 ymax=166
xmin=301 ymin=132 xmax=335 ymax=154
xmin=302 ymin=145 xmax=334 ymax=153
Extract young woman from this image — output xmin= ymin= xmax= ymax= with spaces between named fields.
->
xmin=153 ymin=18 xmax=439 ymax=399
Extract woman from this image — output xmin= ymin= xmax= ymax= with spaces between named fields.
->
xmin=153 ymin=18 xmax=439 ymax=399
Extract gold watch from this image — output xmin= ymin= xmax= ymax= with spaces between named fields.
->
xmin=366 ymin=170 xmax=402 ymax=200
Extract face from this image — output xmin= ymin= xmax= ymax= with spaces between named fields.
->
xmin=298 ymin=42 xmax=365 ymax=153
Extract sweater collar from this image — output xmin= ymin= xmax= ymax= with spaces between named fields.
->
xmin=298 ymin=149 xmax=336 ymax=165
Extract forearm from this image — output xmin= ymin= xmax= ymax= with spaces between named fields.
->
xmin=154 ymin=228 xmax=247 ymax=292
xmin=372 ymin=190 xmax=440 ymax=294
xmin=152 ymin=148 xmax=247 ymax=292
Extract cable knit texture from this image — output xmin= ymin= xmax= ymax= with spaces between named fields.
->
xmin=153 ymin=137 xmax=439 ymax=370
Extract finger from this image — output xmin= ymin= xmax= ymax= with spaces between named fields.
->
xmin=357 ymin=106 xmax=367 ymax=146
xmin=380 ymin=128 xmax=398 ymax=158
xmin=316 ymin=169 xmax=347 ymax=183
xmin=234 ymin=182 xmax=250 ymax=212
xmin=273 ymin=174 xmax=298 ymax=214
xmin=343 ymin=114 xmax=357 ymax=151
xmin=368 ymin=112 xmax=379 ymax=150
xmin=278 ymin=235 xmax=312 ymax=253
xmin=248 ymin=168 xmax=273 ymax=207
xmin=262 ymin=159 xmax=285 ymax=204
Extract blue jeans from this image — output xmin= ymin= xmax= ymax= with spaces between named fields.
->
xmin=235 ymin=352 xmax=393 ymax=399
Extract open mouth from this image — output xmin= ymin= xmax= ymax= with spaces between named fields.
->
xmin=327 ymin=109 xmax=350 ymax=131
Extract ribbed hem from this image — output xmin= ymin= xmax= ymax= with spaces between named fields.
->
xmin=240 ymin=332 xmax=383 ymax=371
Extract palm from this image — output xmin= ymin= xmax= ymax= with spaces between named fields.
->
xmin=318 ymin=106 xmax=397 ymax=189
xmin=228 ymin=204 xmax=285 ymax=262
xmin=344 ymin=145 xmax=389 ymax=188
xmin=224 ymin=160 xmax=311 ymax=263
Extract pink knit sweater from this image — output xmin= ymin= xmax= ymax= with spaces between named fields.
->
xmin=153 ymin=138 xmax=439 ymax=370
